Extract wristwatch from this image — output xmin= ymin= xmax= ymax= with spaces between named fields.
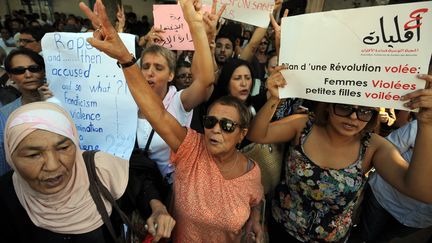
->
xmin=117 ymin=54 xmax=137 ymax=68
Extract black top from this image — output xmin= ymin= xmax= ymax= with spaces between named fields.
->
xmin=0 ymin=171 xmax=117 ymax=243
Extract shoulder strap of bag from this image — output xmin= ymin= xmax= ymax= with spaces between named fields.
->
xmin=144 ymin=129 xmax=155 ymax=152
xmin=134 ymin=129 xmax=155 ymax=152
xmin=83 ymin=150 xmax=139 ymax=242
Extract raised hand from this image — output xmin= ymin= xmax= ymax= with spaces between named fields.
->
xmin=270 ymin=9 xmax=288 ymax=56
xmin=402 ymin=74 xmax=432 ymax=125
xmin=273 ymin=0 xmax=283 ymax=16
xmin=266 ymin=65 xmax=288 ymax=99
xmin=79 ymin=0 xmax=131 ymax=63
xmin=179 ymin=0 xmax=204 ymax=25
xmin=203 ymin=0 xmax=227 ymax=40
xmin=139 ymin=26 xmax=165 ymax=47
xmin=115 ymin=4 xmax=125 ymax=33
xmin=37 ymin=83 xmax=54 ymax=100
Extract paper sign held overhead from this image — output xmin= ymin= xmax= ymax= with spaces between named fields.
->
xmin=278 ymin=1 xmax=432 ymax=110
xmin=202 ymin=0 xmax=273 ymax=27
xmin=41 ymin=32 xmax=138 ymax=159
xmin=153 ymin=4 xmax=195 ymax=50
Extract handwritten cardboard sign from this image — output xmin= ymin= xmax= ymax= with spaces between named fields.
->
xmin=41 ymin=32 xmax=138 ymax=159
xmin=202 ymin=0 xmax=273 ymax=27
xmin=279 ymin=2 xmax=432 ymax=110
xmin=153 ymin=4 xmax=195 ymax=50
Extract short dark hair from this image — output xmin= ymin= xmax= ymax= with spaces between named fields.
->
xmin=207 ymin=95 xmax=252 ymax=129
xmin=176 ymin=60 xmax=191 ymax=70
xmin=314 ymin=102 xmax=379 ymax=134
xmin=20 ymin=27 xmax=46 ymax=41
xmin=4 ymin=48 xmax=45 ymax=73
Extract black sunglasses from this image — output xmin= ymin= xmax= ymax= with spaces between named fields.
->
xmin=203 ymin=115 xmax=240 ymax=133
xmin=333 ymin=104 xmax=376 ymax=122
xmin=9 ymin=65 xmax=43 ymax=75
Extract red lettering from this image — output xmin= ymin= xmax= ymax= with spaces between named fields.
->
xmin=404 ymin=8 xmax=428 ymax=30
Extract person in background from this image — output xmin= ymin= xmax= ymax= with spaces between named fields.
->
xmin=358 ymin=58 xmax=432 ymax=242
xmin=0 ymin=28 xmax=15 ymax=51
xmin=214 ymin=32 xmax=236 ymax=68
xmin=173 ymin=60 xmax=192 ymax=90
xmin=1 ymin=49 xmax=46 ymax=121
xmin=17 ymin=27 xmax=46 ymax=54
xmin=255 ymin=37 xmax=270 ymax=81
xmin=0 ymin=49 xmax=54 ymax=176
xmin=79 ymin=1 xmax=264 ymax=242
xmin=378 ymin=107 xmax=397 ymax=136
xmin=359 ymin=119 xmax=432 ymax=242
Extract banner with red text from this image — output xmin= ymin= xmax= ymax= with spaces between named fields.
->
xmin=279 ymin=2 xmax=432 ymax=110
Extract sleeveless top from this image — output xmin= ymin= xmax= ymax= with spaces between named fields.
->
xmin=272 ymin=118 xmax=370 ymax=242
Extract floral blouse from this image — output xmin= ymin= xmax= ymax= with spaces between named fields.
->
xmin=272 ymin=118 xmax=370 ymax=242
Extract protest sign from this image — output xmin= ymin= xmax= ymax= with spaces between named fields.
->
xmin=42 ymin=32 xmax=137 ymax=159
xmin=279 ymin=2 xmax=432 ymax=110
xmin=153 ymin=4 xmax=194 ymax=50
xmin=202 ymin=0 xmax=273 ymax=27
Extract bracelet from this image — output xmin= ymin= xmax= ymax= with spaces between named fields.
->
xmin=117 ymin=53 xmax=137 ymax=68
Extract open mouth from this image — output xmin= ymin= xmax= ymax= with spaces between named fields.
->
xmin=342 ymin=123 xmax=358 ymax=130
xmin=209 ymin=138 xmax=220 ymax=145
xmin=239 ymin=90 xmax=249 ymax=96
xmin=42 ymin=175 xmax=64 ymax=187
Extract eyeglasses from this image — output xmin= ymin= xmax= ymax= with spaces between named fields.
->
xmin=333 ymin=104 xmax=376 ymax=122
xmin=203 ymin=115 xmax=240 ymax=133
xmin=18 ymin=38 xmax=37 ymax=44
xmin=177 ymin=73 xmax=192 ymax=80
xmin=8 ymin=65 xmax=43 ymax=75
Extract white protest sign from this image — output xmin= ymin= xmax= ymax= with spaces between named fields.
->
xmin=202 ymin=0 xmax=274 ymax=27
xmin=279 ymin=2 xmax=432 ymax=110
xmin=42 ymin=32 xmax=138 ymax=159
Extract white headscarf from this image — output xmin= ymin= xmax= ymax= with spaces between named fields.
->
xmin=4 ymin=102 xmax=128 ymax=234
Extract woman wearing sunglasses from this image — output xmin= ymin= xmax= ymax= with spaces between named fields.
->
xmin=247 ymin=65 xmax=432 ymax=242
xmin=0 ymin=48 xmax=48 ymax=176
xmin=79 ymin=0 xmax=264 ymax=242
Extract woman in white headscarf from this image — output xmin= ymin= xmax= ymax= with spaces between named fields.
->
xmin=0 ymin=101 xmax=128 ymax=242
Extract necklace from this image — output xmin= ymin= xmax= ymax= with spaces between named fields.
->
xmin=218 ymin=152 xmax=239 ymax=173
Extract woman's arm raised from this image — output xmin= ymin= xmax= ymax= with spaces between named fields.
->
xmin=79 ymin=0 xmax=186 ymax=152
xmin=247 ymin=66 xmax=304 ymax=144
xmin=372 ymin=74 xmax=432 ymax=203
xmin=180 ymin=0 xmax=218 ymax=111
